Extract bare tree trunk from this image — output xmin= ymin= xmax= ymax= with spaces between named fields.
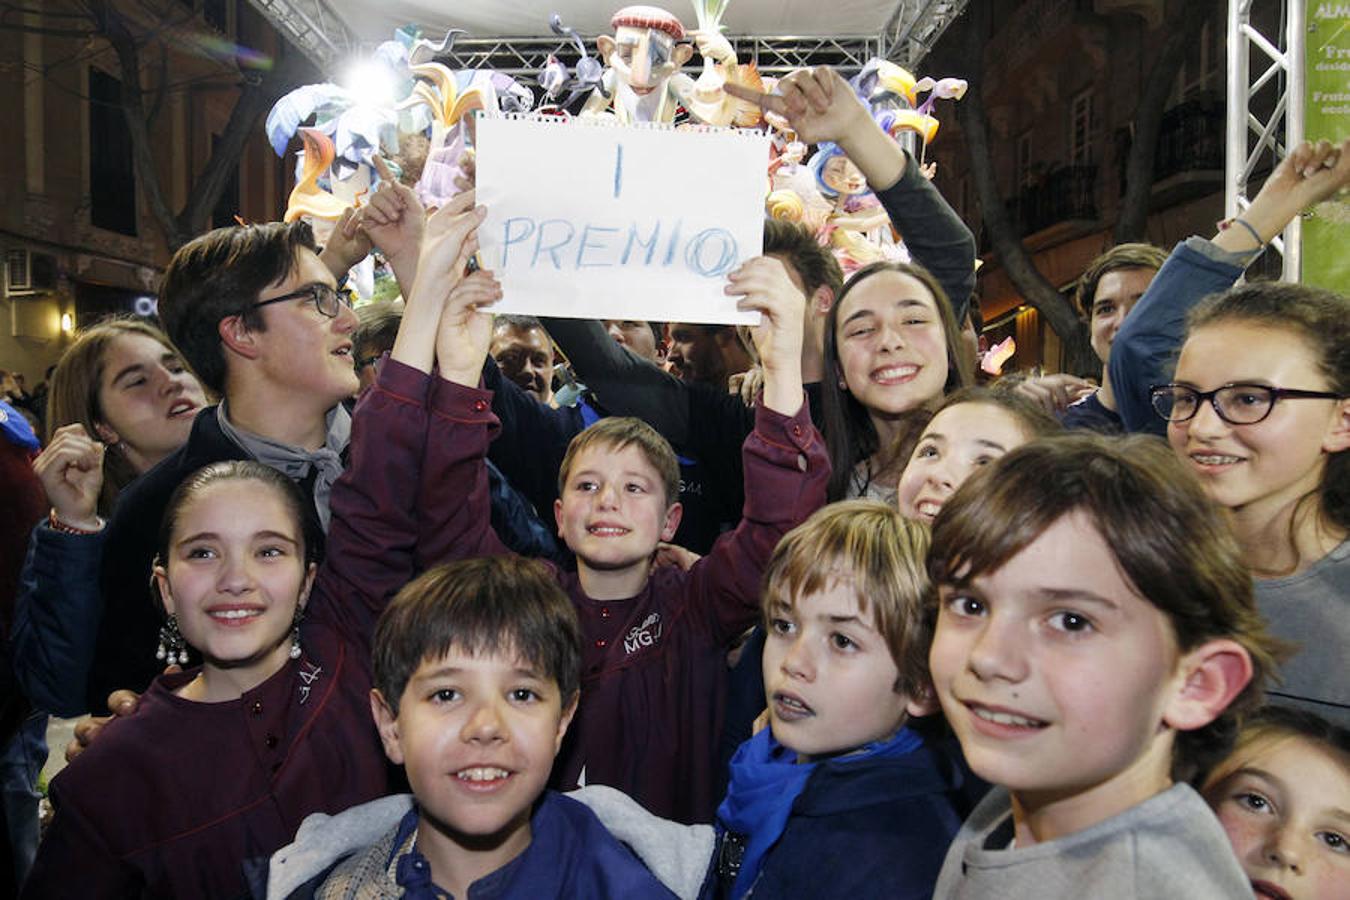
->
xmin=949 ymin=3 xmax=1097 ymax=375
xmin=1114 ymin=2 xmax=1215 ymax=243
xmin=178 ymin=53 xmax=311 ymax=239
xmin=88 ymin=0 xmax=312 ymax=251
xmin=92 ymin=0 xmax=185 ymax=247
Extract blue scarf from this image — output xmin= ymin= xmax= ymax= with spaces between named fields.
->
xmin=716 ymin=726 xmax=924 ymax=899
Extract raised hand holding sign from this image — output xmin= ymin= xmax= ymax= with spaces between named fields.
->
xmin=476 ymin=114 xmax=768 ymax=325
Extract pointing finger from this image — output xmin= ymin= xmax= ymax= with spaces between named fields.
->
xmin=723 ymin=81 xmax=787 ymax=117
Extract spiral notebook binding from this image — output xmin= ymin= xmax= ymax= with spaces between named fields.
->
xmin=488 ymin=110 xmax=766 ymax=140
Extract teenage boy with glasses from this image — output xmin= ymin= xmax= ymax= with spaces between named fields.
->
xmin=83 ymin=209 xmax=413 ymax=712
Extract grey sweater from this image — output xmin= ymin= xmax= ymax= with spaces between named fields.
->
xmin=1255 ymin=538 xmax=1350 ymax=727
xmin=933 ymin=784 xmax=1249 ymax=899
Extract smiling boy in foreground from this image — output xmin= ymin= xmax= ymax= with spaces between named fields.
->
xmin=927 ymin=434 xmax=1283 ymax=898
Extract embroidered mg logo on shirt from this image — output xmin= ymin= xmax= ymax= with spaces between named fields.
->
xmin=623 ymin=613 xmax=663 ymax=655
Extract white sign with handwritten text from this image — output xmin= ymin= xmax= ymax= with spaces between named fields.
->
xmin=475 ymin=115 xmax=768 ymax=325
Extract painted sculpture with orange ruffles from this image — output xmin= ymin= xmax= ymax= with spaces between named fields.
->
xmin=267 ymin=27 xmax=538 ymax=224
xmin=283 ymin=130 xmax=352 ymax=223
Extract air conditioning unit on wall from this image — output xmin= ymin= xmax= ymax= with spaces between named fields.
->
xmin=4 ymin=249 xmax=58 ymax=297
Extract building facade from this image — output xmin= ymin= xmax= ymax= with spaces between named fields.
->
xmin=1 ymin=0 xmax=304 ymax=387
xmin=926 ymin=0 xmax=1277 ymax=373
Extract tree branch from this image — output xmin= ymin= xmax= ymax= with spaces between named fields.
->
xmin=1114 ymin=3 xmax=1215 ymax=243
xmin=0 ymin=3 xmax=98 ymax=18
xmin=145 ymin=40 xmax=167 ymax=127
xmin=41 ymin=0 xmax=316 ymax=250
xmin=88 ymin=0 xmax=183 ymax=247
xmin=949 ymin=3 xmax=1095 ymax=374
xmin=0 ymin=23 xmax=97 ymax=37
xmin=178 ymin=50 xmax=313 ymax=238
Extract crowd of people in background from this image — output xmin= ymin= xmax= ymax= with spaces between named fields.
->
xmin=1 ymin=64 xmax=1347 ymax=899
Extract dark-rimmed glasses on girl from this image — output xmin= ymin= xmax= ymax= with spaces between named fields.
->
xmin=1150 ymin=383 xmax=1343 ymax=425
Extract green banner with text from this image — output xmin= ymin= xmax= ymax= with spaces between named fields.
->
xmin=1304 ymin=5 xmax=1350 ymax=291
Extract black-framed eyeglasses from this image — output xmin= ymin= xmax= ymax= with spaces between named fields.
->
xmin=251 ymin=283 xmax=350 ymax=319
xmin=354 ymin=352 xmax=382 ymax=373
xmin=1150 ymin=382 xmax=1343 ymax=425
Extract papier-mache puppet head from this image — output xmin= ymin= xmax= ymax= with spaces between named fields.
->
xmin=597 ymin=6 xmax=694 ymax=112
xmin=810 ymin=143 xmax=868 ymax=201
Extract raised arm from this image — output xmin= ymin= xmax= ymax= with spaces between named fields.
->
xmin=871 ymin=153 xmax=976 ymax=325
xmin=725 ymin=67 xmax=908 ymax=189
xmin=316 ymin=157 xmax=426 ymax=296
xmin=541 ymin=317 xmax=694 ymax=442
xmin=316 ymin=206 xmax=372 ymax=284
xmin=687 ymin=258 xmax=829 ymax=639
xmin=731 ymin=257 xmax=806 ymax=417
xmin=405 ymin=239 xmax=520 ymax=569
xmin=11 ymin=426 xmax=109 ymax=716
xmin=1112 ymin=138 xmax=1350 ymax=434
xmin=391 ymin=188 xmax=482 ymax=374
xmin=313 ymin=191 xmax=487 ymax=644
xmin=355 ymin=156 xmax=427 ymax=297
xmin=411 ymin=267 xmax=515 ymax=567
xmin=726 ymin=66 xmax=976 ymax=321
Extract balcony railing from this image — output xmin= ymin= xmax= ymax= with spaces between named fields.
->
xmin=1154 ymin=96 xmax=1226 ymax=181
xmin=1115 ymin=95 xmax=1226 ymax=194
xmin=1009 ymin=164 xmax=1099 ymax=235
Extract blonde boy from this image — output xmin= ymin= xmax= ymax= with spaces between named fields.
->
xmin=926 ymin=433 xmax=1282 ymax=898
xmin=707 ymin=501 xmax=977 ymax=899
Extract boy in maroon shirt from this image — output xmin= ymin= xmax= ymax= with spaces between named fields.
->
xmin=420 ymin=251 xmax=829 ymax=824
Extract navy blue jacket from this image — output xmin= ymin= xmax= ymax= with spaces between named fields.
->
xmin=705 ymin=737 xmax=986 ymax=900
xmin=1058 ymin=390 xmax=1123 ymax=435
xmin=12 ymin=524 xmax=106 ymax=718
xmin=273 ymin=792 xmax=676 ymax=899
xmin=1108 ymin=239 xmax=1249 ymax=436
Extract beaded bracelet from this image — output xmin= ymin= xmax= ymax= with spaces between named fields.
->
xmin=48 ymin=509 xmax=104 ymax=535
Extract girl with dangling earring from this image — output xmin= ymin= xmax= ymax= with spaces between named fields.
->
xmin=147 ymin=462 xmax=318 ymax=700
xmin=21 ymin=187 xmax=493 ymax=899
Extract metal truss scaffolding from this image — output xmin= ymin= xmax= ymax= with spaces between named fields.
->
xmin=430 ymin=34 xmax=885 ymax=78
xmin=1227 ymin=0 xmax=1305 ymax=279
xmin=244 ymin=0 xmax=969 ymax=75
xmin=881 ymin=0 xmax=970 ymax=68
xmin=246 ymin=0 xmax=357 ymax=70
xmin=440 ymin=1 xmax=973 ymax=75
